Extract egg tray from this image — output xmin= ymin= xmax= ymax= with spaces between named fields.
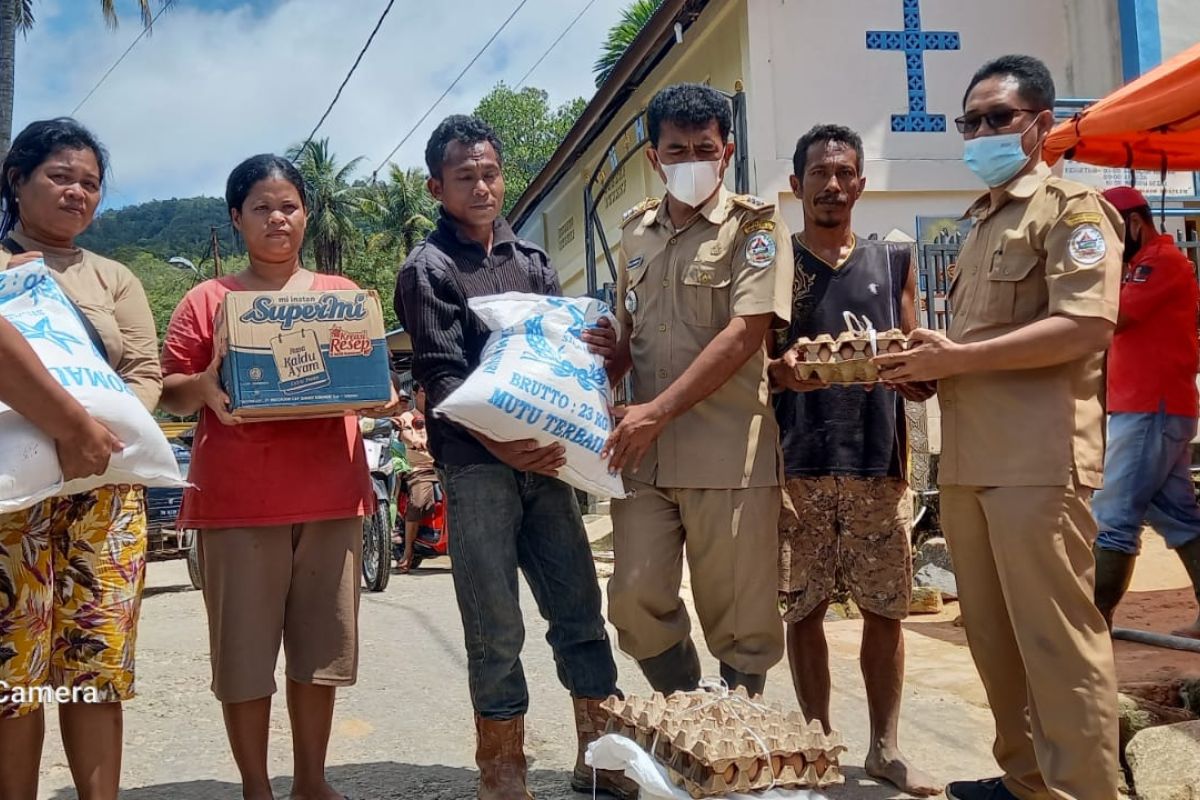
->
xmin=790 ymin=329 xmax=908 ymax=384
xmin=599 ymin=689 xmax=846 ymax=798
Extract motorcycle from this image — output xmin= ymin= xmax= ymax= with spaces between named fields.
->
xmin=361 ymin=418 xmax=397 ymax=592
xmin=394 ymin=476 xmax=449 ymax=571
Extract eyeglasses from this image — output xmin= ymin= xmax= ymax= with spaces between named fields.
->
xmin=954 ymin=108 xmax=1040 ymax=135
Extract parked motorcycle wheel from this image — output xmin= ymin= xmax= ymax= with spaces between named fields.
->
xmin=185 ymin=530 xmax=203 ymax=591
xmin=362 ymin=501 xmax=392 ymax=592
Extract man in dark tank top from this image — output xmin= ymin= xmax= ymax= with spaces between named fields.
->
xmin=768 ymin=125 xmax=938 ymax=797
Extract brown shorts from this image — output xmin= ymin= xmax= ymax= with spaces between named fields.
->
xmin=405 ymin=475 xmax=438 ymax=522
xmin=779 ymin=476 xmax=913 ymax=622
xmin=197 ymin=517 xmax=362 ymax=703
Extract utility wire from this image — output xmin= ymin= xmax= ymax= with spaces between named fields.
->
xmin=371 ymin=0 xmax=530 ymax=179
xmin=515 ymin=0 xmax=599 ymax=90
xmin=297 ymin=0 xmax=397 ymax=155
xmin=73 ymin=0 xmax=176 ymax=115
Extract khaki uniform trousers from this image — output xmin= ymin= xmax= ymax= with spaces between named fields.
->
xmin=941 ymin=481 xmax=1119 ymax=800
xmin=608 ymin=479 xmax=784 ymax=675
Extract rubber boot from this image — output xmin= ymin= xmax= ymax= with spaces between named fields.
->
xmin=1093 ymin=546 xmax=1136 ymax=630
xmin=570 ymin=698 xmax=640 ymax=798
xmin=719 ymin=662 xmax=766 ymax=698
xmin=636 ymin=638 xmax=701 ymax=695
xmin=1171 ymin=536 xmax=1200 ymax=639
xmin=475 ymin=715 xmax=534 ymax=800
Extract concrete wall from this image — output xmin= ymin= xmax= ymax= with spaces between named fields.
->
xmin=744 ymin=0 xmax=1128 ymax=241
xmin=1157 ymin=0 xmax=1200 ymax=61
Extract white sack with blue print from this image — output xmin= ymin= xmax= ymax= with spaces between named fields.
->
xmin=436 ymin=293 xmax=626 ymax=499
xmin=0 ymin=261 xmax=185 ymax=513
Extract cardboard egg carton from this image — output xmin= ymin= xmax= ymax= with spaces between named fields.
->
xmin=790 ymin=328 xmax=908 ymax=384
xmin=599 ymin=689 xmax=846 ymax=798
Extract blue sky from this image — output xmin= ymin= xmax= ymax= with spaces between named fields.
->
xmin=12 ymin=0 xmax=631 ymax=209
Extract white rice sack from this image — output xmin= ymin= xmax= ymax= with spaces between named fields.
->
xmin=0 ymin=260 xmax=185 ymax=514
xmin=436 ymin=292 xmax=625 ymax=499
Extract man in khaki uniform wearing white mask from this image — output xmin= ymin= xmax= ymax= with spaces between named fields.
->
xmin=603 ymin=83 xmax=793 ymax=695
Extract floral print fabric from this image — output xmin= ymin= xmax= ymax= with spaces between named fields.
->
xmin=0 ymin=485 xmax=147 ymax=718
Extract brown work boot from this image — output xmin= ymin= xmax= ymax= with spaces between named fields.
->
xmin=570 ymin=698 xmax=640 ymax=799
xmin=475 ymin=715 xmax=534 ymax=800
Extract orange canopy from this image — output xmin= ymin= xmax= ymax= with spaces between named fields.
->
xmin=1044 ymin=42 xmax=1200 ymax=170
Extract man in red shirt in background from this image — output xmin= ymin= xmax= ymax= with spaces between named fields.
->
xmin=1092 ymin=186 xmax=1200 ymax=639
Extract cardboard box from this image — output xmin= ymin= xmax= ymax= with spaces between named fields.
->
xmin=218 ymin=290 xmax=391 ymax=420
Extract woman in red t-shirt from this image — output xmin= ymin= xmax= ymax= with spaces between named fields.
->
xmin=160 ymin=154 xmax=374 ymax=800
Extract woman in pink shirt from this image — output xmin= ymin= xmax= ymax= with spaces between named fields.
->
xmin=160 ymin=155 xmax=375 ymax=800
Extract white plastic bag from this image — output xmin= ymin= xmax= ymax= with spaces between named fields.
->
xmin=586 ymin=734 xmax=830 ymax=800
xmin=0 ymin=260 xmax=185 ymax=514
xmin=435 ymin=292 xmax=625 ymax=498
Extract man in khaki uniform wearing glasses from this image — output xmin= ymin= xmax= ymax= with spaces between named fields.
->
xmin=877 ymin=55 xmax=1121 ymax=800
xmin=603 ymin=84 xmax=793 ymax=696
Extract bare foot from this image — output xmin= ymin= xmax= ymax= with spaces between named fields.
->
xmin=290 ymin=783 xmax=345 ymax=800
xmin=865 ymin=747 xmax=941 ymax=797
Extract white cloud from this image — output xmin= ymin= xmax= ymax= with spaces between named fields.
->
xmin=12 ymin=0 xmax=629 ymax=207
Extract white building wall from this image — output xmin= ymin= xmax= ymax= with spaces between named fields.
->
xmin=1158 ymin=0 xmax=1200 ymax=61
xmin=743 ymin=0 xmax=1132 ymax=241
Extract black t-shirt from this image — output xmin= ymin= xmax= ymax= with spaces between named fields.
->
xmin=774 ymin=237 xmax=910 ymax=478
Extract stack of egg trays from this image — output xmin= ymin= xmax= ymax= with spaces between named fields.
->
xmin=599 ymin=689 xmax=847 ymax=798
xmin=792 ymin=329 xmax=908 ymax=384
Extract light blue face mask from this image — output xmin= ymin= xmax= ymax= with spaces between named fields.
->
xmin=963 ymin=122 xmax=1036 ymax=187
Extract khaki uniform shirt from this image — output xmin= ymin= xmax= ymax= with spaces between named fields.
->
xmin=0 ymin=226 xmax=162 ymax=411
xmin=616 ymin=186 xmax=793 ymax=489
xmin=939 ymin=163 xmax=1122 ymax=489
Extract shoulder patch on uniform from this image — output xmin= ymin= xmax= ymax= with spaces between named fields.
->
xmin=731 ymin=194 xmax=774 ymax=213
xmin=742 ymin=218 xmax=776 ymax=235
xmin=1068 ymin=224 xmax=1107 ymax=266
xmin=621 ymin=197 xmax=661 ymax=227
xmin=744 ymin=231 xmax=778 ymax=268
xmin=1065 ymin=211 xmax=1102 ymax=227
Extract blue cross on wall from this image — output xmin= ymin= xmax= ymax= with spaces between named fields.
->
xmin=867 ymin=0 xmax=961 ymax=133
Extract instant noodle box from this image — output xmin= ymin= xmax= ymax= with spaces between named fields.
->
xmin=217 ymin=289 xmax=391 ymax=420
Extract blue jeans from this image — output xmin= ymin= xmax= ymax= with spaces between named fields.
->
xmin=1093 ymin=410 xmax=1200 ymax=555
xmin=441 ymin=463 xmax=619 ymax=719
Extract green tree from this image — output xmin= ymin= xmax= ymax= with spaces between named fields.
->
xmin=287 ymin=138 xmax=364 ymax=274
xmin=1 ymin=0 xmax=161 ymax=154
xmin=358 ymin=165 xmax=436 ymax=256
xmin=473 ymin=83 xmax=586 ymax=215
xmin=593 ymin=0 xmax=664 ymax=88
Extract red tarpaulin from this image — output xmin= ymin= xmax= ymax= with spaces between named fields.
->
xmin=1043 ymin=42 xmax=1200 ymax=171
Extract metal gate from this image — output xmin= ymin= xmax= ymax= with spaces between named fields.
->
xmin=916 ymin=230 xmax=1200 ymax=330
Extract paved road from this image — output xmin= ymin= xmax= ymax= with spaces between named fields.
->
xmin=36 ymin=553 xmax=999 ymax=800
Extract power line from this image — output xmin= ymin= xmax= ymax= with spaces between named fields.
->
xmin=515 ymin=0 xmax=599 ymax=90
xmin=72 ymin=0 xmax=176 ymax=115
xmin=371 ymin=0 xmax=531 ymax=178
xmin=297 ymin=0 xmax=397 ymax=155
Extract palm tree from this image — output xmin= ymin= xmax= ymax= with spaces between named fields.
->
xmin=1 ymin=0 xmax=159 ymax=155
xmin=593 ymin=0 xmax=664 ymax=89
xmin=287 ymin=138 xmax=364 ymax=275
xmin=359 ymin=165 xmax=436 ymax=257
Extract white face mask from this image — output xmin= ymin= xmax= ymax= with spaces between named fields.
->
xmin=660 ymin=159 xmax=724 ymax=208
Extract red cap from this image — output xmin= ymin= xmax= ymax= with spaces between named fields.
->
xmin=1102 ymin=186 xmax=1150 ymax=213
